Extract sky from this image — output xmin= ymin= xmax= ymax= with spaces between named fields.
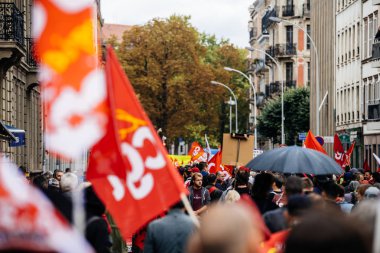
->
xmin=101 ymin=0 xmax=254 ymax=48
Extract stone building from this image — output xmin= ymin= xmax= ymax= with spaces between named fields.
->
xmin=0 ymin=0 xmax=42 ymax=172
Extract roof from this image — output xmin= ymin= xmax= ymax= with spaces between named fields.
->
xmin=102 ymin=23 xmax=133 ymax=43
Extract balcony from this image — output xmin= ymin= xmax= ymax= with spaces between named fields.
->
xmin=0 ymin=3 xmax=24 ymax=46
xmin=264 ymin=82 xmax=280 ymax=97
xmin=252 ymin=59 xmax=265 ymax=73
xmin=368 ymin=100 xmax=380 ymax=120
xmin=262 ymin=8 xmax=277 ymax=35
xmin=0 ymin=3 xmax=25 ymax=79
xmin=282 ymin=5 xmax=294 ymax=17
xmin=266 ymin=44 xmax=297 ymax=59
xmin=25 ymin=38 xmax=38 ymax=69
xmin=285 ymin=80 xmax=296 ymax=89
xmin=303 ymin=3 xmax=310 ymax=17
xmin=372 ymin=39 xmax=380 ymax=68
xmin=249 ymin=27 xmax=257 ymax=42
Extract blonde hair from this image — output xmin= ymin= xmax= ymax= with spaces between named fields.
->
xmin=224 ymin=190 xmax=241 ymax=203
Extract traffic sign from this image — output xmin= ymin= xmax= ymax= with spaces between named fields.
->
xmin=298 ymin=132 xmax=307 ymax=141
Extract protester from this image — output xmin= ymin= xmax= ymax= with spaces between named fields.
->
xmin=205 ymin=173 xmax=223 ymax=202
xmin=53 ymin=169 xmax=64 ymax=181
xmin=84 ymin=186 xmax=112 ymax=253
xmin=224 ymin=189 xmax=241 ymax=203
xmin=144 ymin=201 xmax=195 ymax=253
xmin=285 ymin=207 xmax=370 ymax=253
xmin=186 ymin=204 xmax=263 ymax=253
xmin=251 ymin=172 xmax=278 ymax=214
xmin=263 ymin=176 xmax=303 ymax=233
xmin=188 ymin=172 xmax=210 ymax=215
xmin=60 ymin=172 xmax=79 ymax=194
xmin=215 ymin=171 xmax=226 ymax=190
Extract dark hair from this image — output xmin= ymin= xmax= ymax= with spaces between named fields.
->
xmin=65 ymin=168 xmax=71 ymax=173
xmin=322 ymin=182 xmax=341 ymax=199
xmin=302 ymin=177 xmax=313 ymax=189
xmin=207 ymin=173 xmax=217 ymax=185
xmin=251 ymin=173 xmax=274 ymax=198
xmin=274 ymin=175 xmax=284 ymax=189
xmin=285 ymin=176 xmax=303 ymax=196
xmin=287 ymin=194 xmax=312 ymax=217
xmin=197 ymin=162 xmax=208 ymax=172
xmin=32 ymin=174 xmax=49 ymax=190
xmin=234 ymin=169 xmax=250 ymax=187
xmin=285 ymin=207 xmax=370 ymax=253
xmin=53 ymin=169 xmax=63 ymax=177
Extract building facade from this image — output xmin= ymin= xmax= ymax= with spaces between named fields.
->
xmin=248 ymin=0 xmax=311 ymax=148
xmin=362 ymin=0 xmax=380 ymax=170
xmin=0 ymin=0 xmax=42 ymax=172
xmin=335 ymin=0 xmax=361 ymax=164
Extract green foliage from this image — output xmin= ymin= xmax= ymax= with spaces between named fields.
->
xmin=112 ymin=15 xmax=249 ymax=146
xmin=257 ymin=88 xmax=310 ymax=145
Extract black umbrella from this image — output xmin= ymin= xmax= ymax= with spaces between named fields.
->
xmin=246 ymin=146 xmax=343 ymax=175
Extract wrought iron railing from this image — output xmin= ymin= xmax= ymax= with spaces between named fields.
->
xmin=266 ymin=44 xmax=297 ymax=58
xmin=262 ymin=8 xmax=277 ymax=34
xmin=368 ymin=100 xmax=380 ymax=120
xmin=0 ymin=3 xmax=24 ymax=46
xmin=285 ymin=80 xmax=296 ymax=88
xmin=249 ymin=27 xmax=257 ymax=41
xmin=25 ymin=38 xmax=38 ymax=68
xmin=282 ymin=5 xmax=294 ymax=17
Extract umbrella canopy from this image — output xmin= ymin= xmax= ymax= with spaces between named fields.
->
xmin=246 ymin=146 xmax=343 ymax=175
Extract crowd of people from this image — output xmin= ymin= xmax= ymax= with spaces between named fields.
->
xmin=142 ymin=162 xmax=380 ymax=253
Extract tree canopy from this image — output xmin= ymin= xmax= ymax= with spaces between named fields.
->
xmin=109 ymin=15 xmax=249 ymax=146
xmin=257 ymin=88 xmax=310 ymax=145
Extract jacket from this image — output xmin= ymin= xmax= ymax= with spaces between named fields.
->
xmin=188 ymin=186 xmax=211 ymax=208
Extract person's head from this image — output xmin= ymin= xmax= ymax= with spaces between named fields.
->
xmin=351 ymin=200 xmax=378 ymax=246
xmin=53 ymin=169 xmax=64 ymax=181
xmin=216 ymin=171 xmax=224 ymax=182
xmin=48 ymin=178 xmax=60 ymax=192
xmin=235 ymin=167 xmax=250 ymax=187
xmin=32 ymin=174 xmax=49 ymax=190
xmin=65 ymin=168 xmax=71 ymax=173
xmin=207 ymin=173 xmax=217 ymax=186
xmin=301 ymin=177 xmax=314 ymax=194
xmin=356 ymin=184 xmax=371 ymax=201
xmin=60 ymin=172 xmax=79 ymax=192
xmin=186 ymin=204 xmax=262 ymax=253
xmin=84 ymin=185 xmax=106 ymax=217
xmin=356 ymin=173 xmax=364 ymax=183
xmin=273 ymin=174 xmax=284 ymax=191
xmin=192 ymin=172 xmax=203 ymax=189
xmin=251 ymin=172 xmax=275 ymax=198
xmin=364 ymin=186 xmax=380 ymax=199
xmin=285 ymin=207 xmax=370 ymax=253
xmin=285 ymin=194 xmax=312 ymax=227
xmin=285 ymin=176 xmax=303 ymax=197
xmin=190 ymin=167 xmax=200 ymax=176
xmin=321 ymin=182 xmax=341 ymax=200
xmin=364 ymin=171 xmax=372 ymax=180
xmin=42 ymin=171 xmax=53 ymax=180
xmin=347 ymin=180 xmax=360 ymax=192
xmin=224 ymin=190 xmax=241 ymax=203
xmin=197 ymin=162 xmax=208 ymax=172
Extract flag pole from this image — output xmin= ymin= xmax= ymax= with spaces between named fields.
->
xmin=180 ymin=193 xmax=200 ymax=228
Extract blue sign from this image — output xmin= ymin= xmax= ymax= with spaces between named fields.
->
xmin=6 ymin=125 xmax=26 ymax=147
xmin=298 ymin=132 xmax=307 ymax=141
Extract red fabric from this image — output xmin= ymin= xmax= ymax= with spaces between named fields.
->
xmin=188 ymin=142 xmax=207 ymax=162
xmin=334 ymin=134 xmax=346 ymax=168
xmin=364 ymin=159 xmax=371 ymax=172
xmin=208 ymin=151 xmax=223 ymax=174
xmin=343 ymin=141 xmax=355 ymax=167
xmin=304 ymin=130 xmax=327 ymax=155
xmin=87 ymin=47 xmax=187 ymax=239
xmin=261 ymin=230 xmax=289 ymax=253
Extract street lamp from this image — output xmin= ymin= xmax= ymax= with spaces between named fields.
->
xmin=224 ymin=67 xmax=258 ymax=149
xmin=269 ymin=16 xmax=321 ymax=136
xmin=211 ymin=81 xmax=238 ymax=133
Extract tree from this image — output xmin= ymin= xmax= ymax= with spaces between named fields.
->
xmin=113 ymin=15 xmax=249 ymax=145
xmin=257 ymin=88 xmax=310 ymax=145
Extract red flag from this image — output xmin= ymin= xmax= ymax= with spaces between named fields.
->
xmin=188 ymin=141 xmax=207 ymax=162
xmin=0 ymin=157 xmax=93 ymax=252
xmin=304 ymin=130 xmax=327 ymax=155
xmin=364 ymin=158 xmax=371 ymax=172
xmin=334 ymin=134 xmax=346 ymax=168
xmin=208 ymin=151 xmax=223 ymax=174
xmin=33 ymin=0 xmax=107 ymax=159
xmin=343 ymin=141 xmax=355 ymax=167
xmin=87 ymin=47 xmax=187 ymax=239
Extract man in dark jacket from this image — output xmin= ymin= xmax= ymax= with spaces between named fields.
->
xmin=144 ymin=201 xmax=196 ymax=253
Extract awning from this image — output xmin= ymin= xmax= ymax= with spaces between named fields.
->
xmin=2 ymin=123 xmax=26 ymax=147
xmin=6 ymin=125 xmax=26 ymax=147
xmin=0 ymin=121 xmax=16 ymax=142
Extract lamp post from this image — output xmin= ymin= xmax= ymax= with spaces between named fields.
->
xmin=211 ymin=81 xmax=238 ymax=133
xmin=244 ymin=47 xmax=285 ymax=145
xmin=224 ymin=67 xmax=258 ymax=149
xmin=269 ymin=16 xmax=321 ymax=136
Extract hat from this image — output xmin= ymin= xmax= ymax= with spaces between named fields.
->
xmin=190 ymin=167 xmax=200 ymax=173
xmin=364 ymin=187 xmax=380 ymax=199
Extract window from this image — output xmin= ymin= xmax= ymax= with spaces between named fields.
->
xmin=307 ymin=62 xmax=310 ymax=85
xmin=338 ymin=34 xmax=341 ymax=64
xmin=349 ymin=28 xmax=352 ymax=59
xmin=307 ymin=25 xmax=311 ymax=50
xmin=286 ymin=26 xmax=293 ymax=45
xmin=286 ymin=62 xmax=293 ymax=81
xmin=364 ymin=18 xmax=368 ymax=58
xmin=353 ymin=25 xmax=356 ymax=56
